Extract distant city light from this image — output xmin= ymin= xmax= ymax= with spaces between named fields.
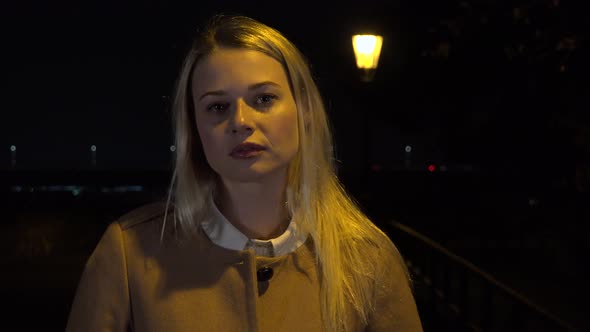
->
xmin=9 ymin=185 xmax=144 ymax=194
xmin=90 ymin=145 xmax=97 ymax=152
xmin=170 ymin=145 xmax=176 ymax=152
xmin=119 ymin=185 xmax=143 ymax=192
xmin=427 ymin=164 xmax=436 ymax=172
xmin=405 ymin=145 xmax=412 ymax=153
xmin=10 ymin=145 xmax=16 ymax=152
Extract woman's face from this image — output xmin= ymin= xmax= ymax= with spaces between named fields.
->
xmin=192 ymin=48 xmax=300 ymax=183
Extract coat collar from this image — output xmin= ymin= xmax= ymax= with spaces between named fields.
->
xmin=201 ymin=197 xmax=308 ymax=257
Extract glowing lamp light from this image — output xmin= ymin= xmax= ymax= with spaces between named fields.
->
xmin=352 ymin=34 xmax=383 ymax=82
xmin=427 ymin=164 xmax=436 ymax=172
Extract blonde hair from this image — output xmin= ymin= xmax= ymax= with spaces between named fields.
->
xmin=164 ymin=14 xmax=400 ymax=331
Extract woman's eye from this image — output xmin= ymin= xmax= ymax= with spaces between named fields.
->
xmin=255 ymin=94 xmax=277 ymax=106
xmin=206 ymin=103 xmax=229 ymax=113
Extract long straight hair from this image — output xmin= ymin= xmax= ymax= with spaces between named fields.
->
xmin=164 ymin=15 xmax=400 ymax=331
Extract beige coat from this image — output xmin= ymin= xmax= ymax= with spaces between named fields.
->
xmin=66 ymin=202 xmax=424 ymax=331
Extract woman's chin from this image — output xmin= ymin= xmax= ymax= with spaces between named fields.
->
xmin=218 ymin=164 xmax=288 ymax=183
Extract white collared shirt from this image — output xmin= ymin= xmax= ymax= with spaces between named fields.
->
xmin=201 ymin=199 xmax=308 ymax=257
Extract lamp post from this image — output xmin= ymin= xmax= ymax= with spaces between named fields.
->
xmin=352 ymin=34 xmax=383 ymax=202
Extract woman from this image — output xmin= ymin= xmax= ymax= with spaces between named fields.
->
xmin=66 ymin=14 xmax=423 ymax=332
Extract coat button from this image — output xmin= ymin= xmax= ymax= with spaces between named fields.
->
xmin=257 ymin=267 xmax=274 ymax=282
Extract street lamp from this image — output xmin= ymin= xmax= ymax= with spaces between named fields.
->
xmin=352 ymin=34 xmax=383 ymax=82
xmin=351 ymin=34 xmax=384 ymax=196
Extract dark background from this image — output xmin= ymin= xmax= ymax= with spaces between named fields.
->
xmin=1 ymin=0 xmax=589 ymax=330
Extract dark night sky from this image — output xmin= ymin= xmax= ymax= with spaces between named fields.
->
xmin=0 ymin=1 xmax=394 ymax=167
xmin=1 ymin=0 xmax=589 ymax=180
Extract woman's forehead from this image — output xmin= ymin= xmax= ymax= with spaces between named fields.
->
xmin=191 ymin=48 xmax=290 ymax=93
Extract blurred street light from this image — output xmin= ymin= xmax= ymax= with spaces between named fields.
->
xmin=352 ymin=34 xmax=383 ymax=82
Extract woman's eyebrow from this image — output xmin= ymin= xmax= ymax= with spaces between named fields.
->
xmin=247 ymin=81 xmax=281 ymax=90
xmin=198 ymin=81 xmax=282 ymax=101
xmin=198 ymin=90 xmax=225 ymax=101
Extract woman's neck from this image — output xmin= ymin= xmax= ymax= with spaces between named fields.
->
xmin=216 ymin=175 xmax=289 ymax=240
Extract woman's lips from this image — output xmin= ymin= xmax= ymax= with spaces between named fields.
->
xmin=229 ymin=142 xmax=266 ymax=159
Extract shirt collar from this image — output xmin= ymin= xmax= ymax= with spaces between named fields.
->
xmin=201 ymin=197 xmax=308 ymax=257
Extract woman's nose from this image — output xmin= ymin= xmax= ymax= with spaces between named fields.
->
xmin=228 ymin=99 xmax=255 ymax=134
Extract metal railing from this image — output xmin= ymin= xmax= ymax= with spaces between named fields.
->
xmin=385 ymin=221 xmax=580 ymax=332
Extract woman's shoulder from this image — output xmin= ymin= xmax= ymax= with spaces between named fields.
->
xmin=352 ymin=224 xmax=401 ymax=258
xmin=109 ymin=201 xmax=201 ymax=250
xmin=103 ymin=201 xmax=176 ymax=247
xmin=115 ymin=201 xmax=172 ymax=231
xmin=96 ymin=201 xmax=193 ymax=259
xmin=367 ymin=228 xmax=413 ymax=289
xmin=352 ymin=224 xmax=409 ymax=279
